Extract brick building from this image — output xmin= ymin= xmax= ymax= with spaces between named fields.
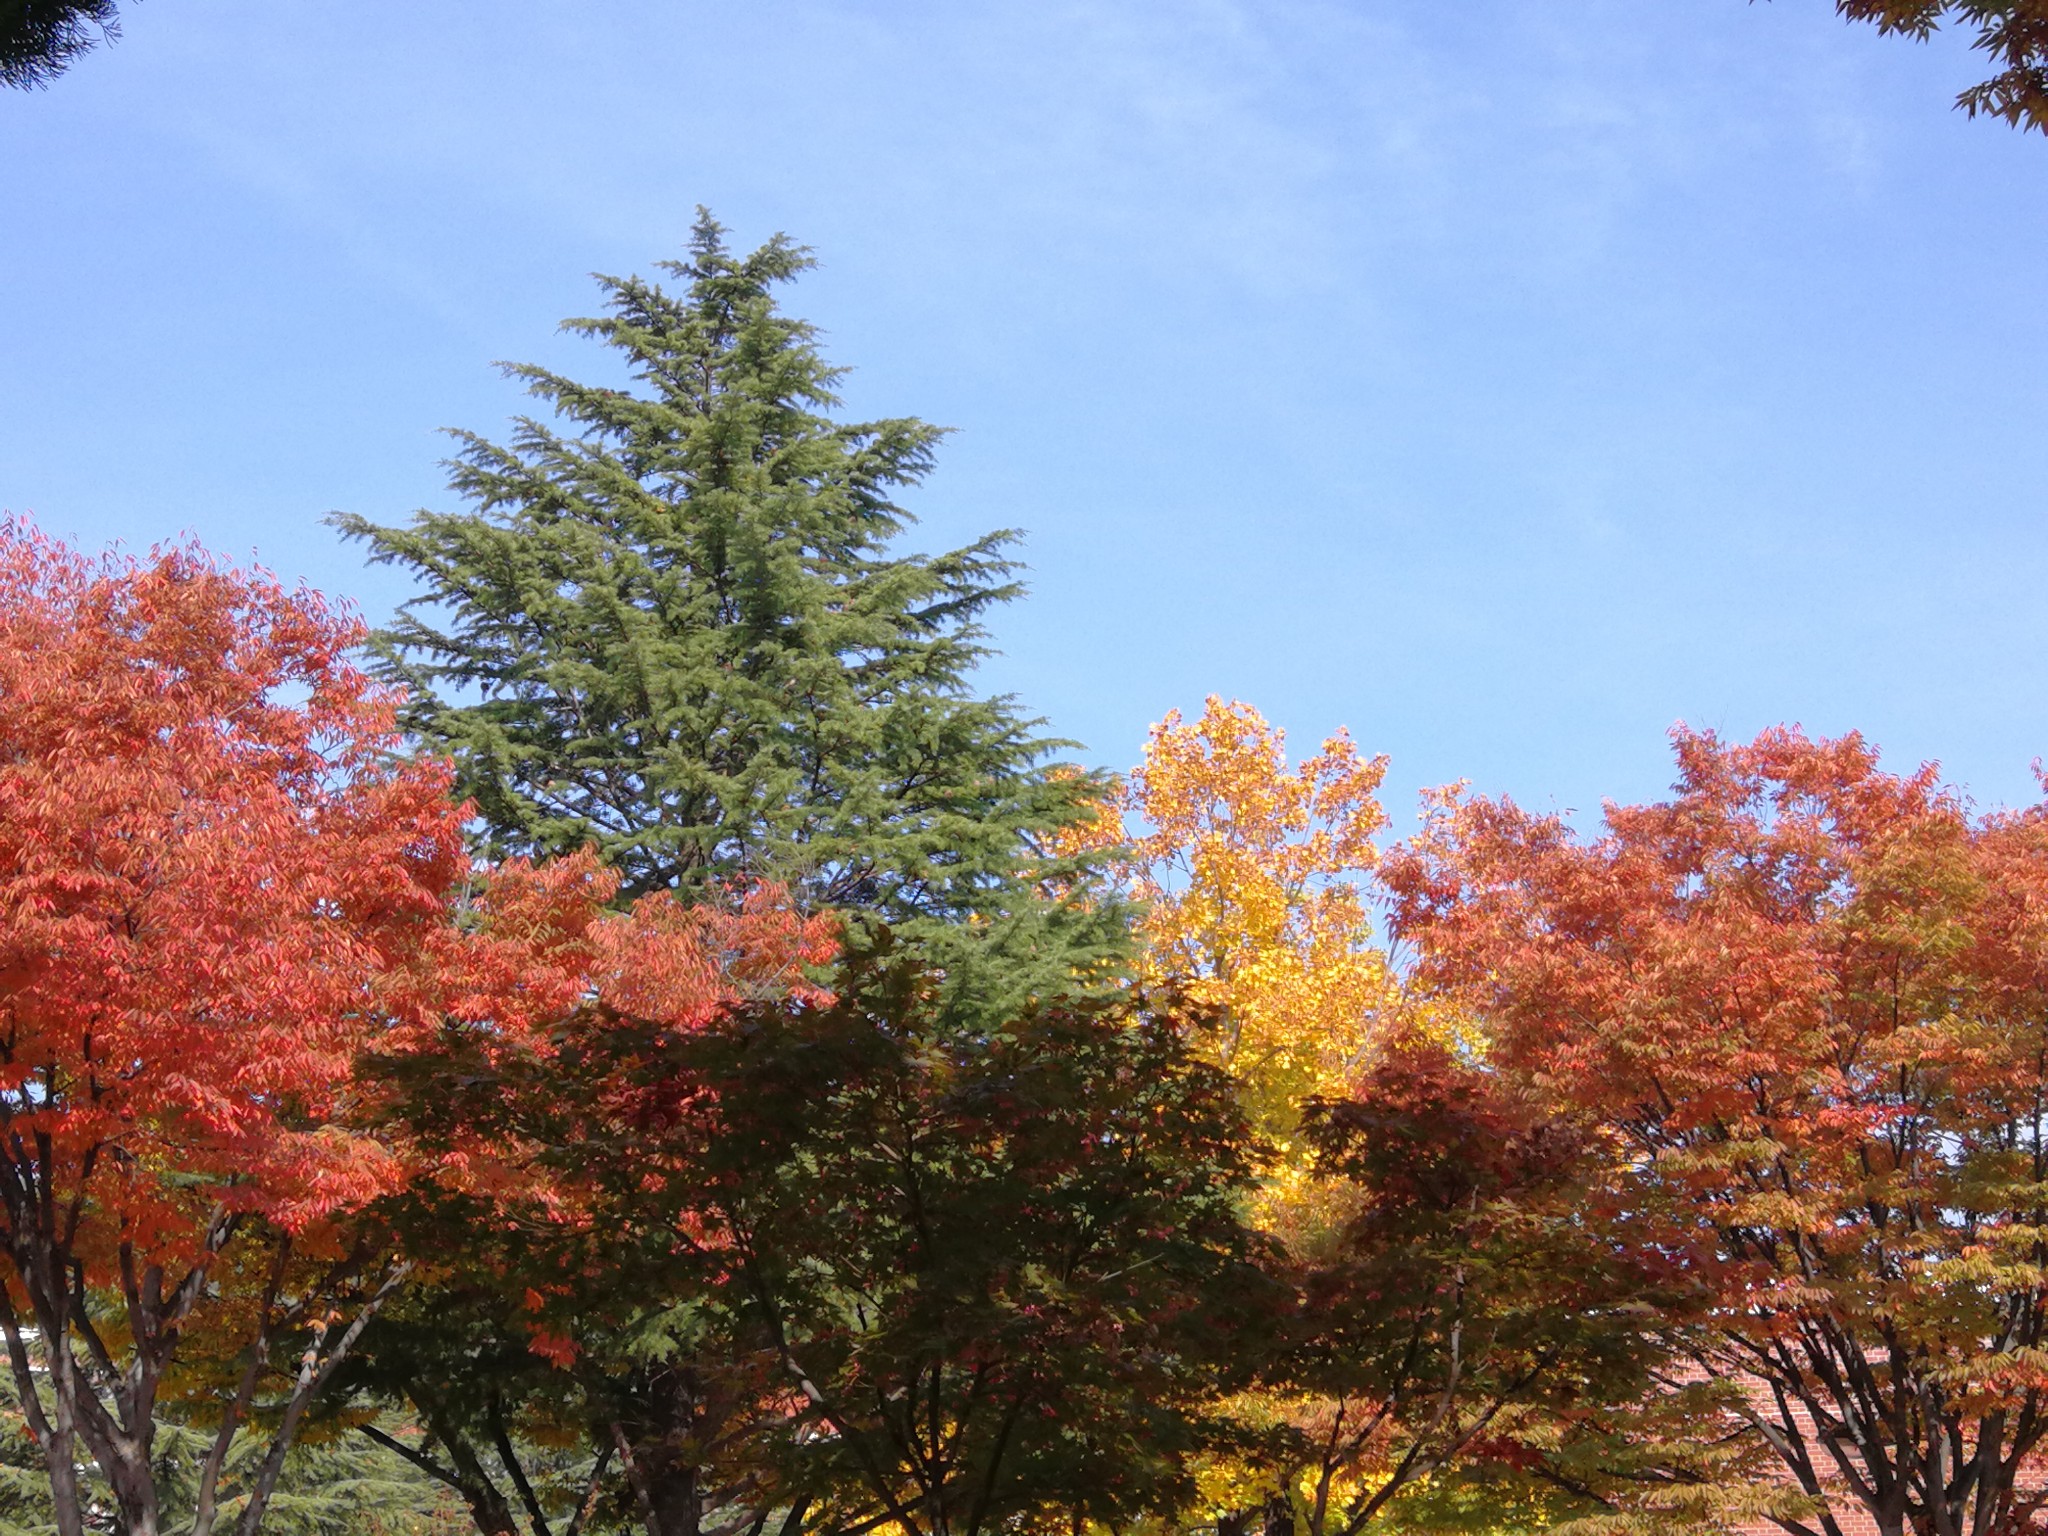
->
xmin=1721 ymin=1392 xmax=1882 ymax=1536
xmin=1672 ymin=1361 xmax=2035 ymax=1536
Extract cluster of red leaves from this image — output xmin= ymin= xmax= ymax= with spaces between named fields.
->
xmin=0 ymin=524 xmax=481 ymax=1271
xmin=1382 ymin=723 xmax=2048 ymax=1414
xmin=1309 ymin=1034 xmax=1590 ymax=1220
xmin=397 ymin=880 xmax=840 ymax=1371
xmin=0 ymin=522 xmax=837 ymax=1291
xmin=419 ymin=878 xmax=840 ymax=1229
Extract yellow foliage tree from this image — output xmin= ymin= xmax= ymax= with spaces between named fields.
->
xmin=1074 ymin=702 xmax=1538 ymax=1536
xmin=1108 ymin=697 xmax=1396 ymax=1140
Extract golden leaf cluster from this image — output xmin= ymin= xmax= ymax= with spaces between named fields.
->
xmin=1107 ymin=697 xmax=1395 ymax=1142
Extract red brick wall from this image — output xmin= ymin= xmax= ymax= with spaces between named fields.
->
xmin=1675 ymin=1371 xmax=2044 ymax=1533
xmin=1670 ymin=1365 xmax=1882 ymax=1535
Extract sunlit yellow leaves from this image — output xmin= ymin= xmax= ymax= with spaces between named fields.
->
xmin=1064 ymin=696 xmax=1406 ymax=1266
xmin=1113 ymin=697 xmax=1396 ymax=1144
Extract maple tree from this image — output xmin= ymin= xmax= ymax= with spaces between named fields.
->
xmin=1268 ymin=1032 xmax=1670 ymax=1536
xmin=347 ymin=885 xmax=838 ymax=1536
xmin=0 ymin=524 xmax=616 ymax=1536
xmin=1384 ymin=726 xmax=2048 ymax=1536
xmin=677 ymin=953 xmax=1277 ymax=1536
xmin=1094 ymin=699 xmax=1625 ymax=1536
xmin=352 ymin=936 xmax=1268 ymax=1536
xmin=0 ymin=525 xmax=430 ymax=1536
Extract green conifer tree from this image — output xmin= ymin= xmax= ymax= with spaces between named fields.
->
xmin=336 ymin=212 xmax=1101 ymax=940
xmin=333 ymin=217 xmax=1128 ymax=1536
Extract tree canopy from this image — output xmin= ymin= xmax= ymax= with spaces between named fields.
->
xmin=1387 ymin=727 xmax=2048 ymax=1536
xmin=0 ymin=524 xmax=517 ymax=1536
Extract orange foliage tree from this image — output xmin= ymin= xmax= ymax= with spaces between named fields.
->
xmin=1385 ymin=727 xmax=2048 ymax=1536
xmin=0 ymin=526 xmax=609 ymax=1536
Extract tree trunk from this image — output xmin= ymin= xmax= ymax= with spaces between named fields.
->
xmin=23 ymin=1343 xmax=85 ymax=1536
xmin=100 ymin=1431 xmax=165 ymax=1536
xmin=648 ymin=1459 xmax=702 ymax=1536
xmin=39 ymin=1421 xmax=85 ymax=1536
xmin=462 ymin=1487 xmax=524 ymax=1536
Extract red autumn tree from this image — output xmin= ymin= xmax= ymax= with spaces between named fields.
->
xmin=0 ymin=524 xmax=602 ymax=1536
xmin=1384 ymin=727 xmax=2048 ymax=1536
xmin=345 ymin=882 xmax=839 ymax=1536
xmin=1265 ymin=1027 xmax=1676 ymax=1536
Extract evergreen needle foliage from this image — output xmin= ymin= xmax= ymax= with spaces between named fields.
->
xmin=336 ymin=212 xmax=1103 ymax=941
xmin=0 ymin=0 xmax=121 ymax=90
xmin=0 ymin=1371 xmax=468 ymax=1536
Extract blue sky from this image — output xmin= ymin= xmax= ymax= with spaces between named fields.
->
xmin=5 ymin=0 xmax=2046 ymax=829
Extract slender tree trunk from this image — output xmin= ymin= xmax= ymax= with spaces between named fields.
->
xmin=39 ymin=1395 xmax=86 ymax=1536
xmin=362 ymin=1420 xmax=523 ymax=1536
xmin=41 ymin=1281 xmax=119 ymax=1536
xmin=561 ymin=1445 xmax=615 ymax=1536
xmin=44 ymin=1445 xmax=85 ymax=1536
xmin=0 ymin=1283 xmax=83 ymax=1536
xmin=613 ymin=1421 xmax=665 ymax=1536
xmin=231 ymin=1261 xmax=409 ymax=1536
xmin=400 ymin=1380 xmax=528 ymax=1536
xmin=191 ymin=1241 xmax=290 ymax=1536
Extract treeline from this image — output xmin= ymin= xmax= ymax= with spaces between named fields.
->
xmin=5 ymin=220 xmax=2048 ymax=1536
